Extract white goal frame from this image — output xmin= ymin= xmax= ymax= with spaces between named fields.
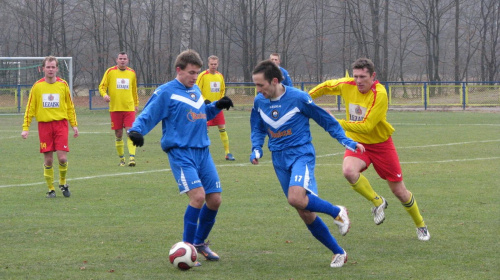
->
xmin=0 ymin=57 xmax=73 ymax=95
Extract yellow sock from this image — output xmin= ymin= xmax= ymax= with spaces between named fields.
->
xmin=219 ymin=128 xmax=230 ymax=154
xmin=127 ymin=137 xmax=136 ymax=158
xmin=59 ymin=162 xmax=68 ymax=185
xmin=116 ymin=137 xmax=124 ymax=158
xmin=44 ymin=164 xmax=55 ymax=191
xmin=350 ymin=174 xmax=383 ymax=207
xmin=403 ymin=192 xmax=425 ymax=228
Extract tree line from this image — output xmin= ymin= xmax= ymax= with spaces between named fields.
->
xmin=0 ymin=0 xmax=498 ymax=96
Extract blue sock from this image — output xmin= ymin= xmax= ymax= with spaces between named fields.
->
xmin=306 ymin=216 xmax=343 ymax=254
xmin=183 ymin=205 xmax=201 ymax=244
xmin=194 ymin=204 xmax=218 ymax=245
xmin=305 ymin=193 xmax=340 ymax=218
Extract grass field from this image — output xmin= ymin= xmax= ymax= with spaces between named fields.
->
xmin=1 ymin=109 xmax=499 ymax=279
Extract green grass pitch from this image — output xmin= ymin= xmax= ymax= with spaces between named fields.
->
xmin=1 ymin=109 xmax=499 ymax=279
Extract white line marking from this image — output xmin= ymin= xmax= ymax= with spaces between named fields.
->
xmin=404 ymin=139 xmax=500 ymax=148
xmin=1 ymin=139 xmax=499 ymax=189
xmin=391 ymin=123 xmax=500 ymax=127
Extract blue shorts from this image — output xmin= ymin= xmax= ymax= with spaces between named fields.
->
xmin=272 ymin=143 xmax=317 ymax=197
xmin=167 ymin=147 xmax=222 ymax=194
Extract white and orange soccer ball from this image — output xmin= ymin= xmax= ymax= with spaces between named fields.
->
xmin=168 ymin=241 xmax=198 ymax=270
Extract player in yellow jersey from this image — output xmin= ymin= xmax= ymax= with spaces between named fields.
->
xmin=99 ymin=52 xmax=139 ymax=166
xmin=22 ymin=56 xmax=79 ymax=198
xmin=309 ymin=58 xmax=430 ymax=241
xmin=196 ymin=55 xmax=235 ymax=161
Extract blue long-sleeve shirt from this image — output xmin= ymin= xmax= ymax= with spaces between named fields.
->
xmin=130 ymin=79 xmax=221 ymax=151
xmin=250 ymin=86 xmax=358 ymax=152
xmin=280 ymin=67 xmax=293 ymax=87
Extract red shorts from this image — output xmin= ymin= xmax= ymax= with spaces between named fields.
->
xmin=344 ymin=137 xmax=403 ymax=182
xmin=38 ymin=120 xmax=69 ymax=153
xmin=110 ymin=111 xmax=135 ymax=130
xmin=207 ymin=111 xmax=225 ymax=126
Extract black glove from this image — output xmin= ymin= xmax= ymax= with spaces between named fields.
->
xmin=128 ymin=131 xmax=144 ymax=147
xmin=216 ymin=96 xmax=234 ymax=110
xmin=204 ymin=99 xmax=211 ymax=105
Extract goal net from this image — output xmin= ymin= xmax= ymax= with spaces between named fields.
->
xmin=0 ymin=57 xmax=73 ymax=113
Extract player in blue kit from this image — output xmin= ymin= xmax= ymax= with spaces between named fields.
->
xmin=250 ymin=60 xmax=365 ymax=268
xmin=270 ymin=53 xmax=293 ymax=87
xmin=127 ymin=50 xmax=233 ymax=265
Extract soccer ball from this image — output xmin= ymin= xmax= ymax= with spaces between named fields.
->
xmin=168 ymin=241 xmax=198 ymax=270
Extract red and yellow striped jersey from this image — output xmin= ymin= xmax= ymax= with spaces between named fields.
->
xmin=99 ymin=66 xmax=138 ymax=112
xmin=309 ymin=77 xmax=395 ymax=144
xmin=23 ymin=77 xmax=77 ymax=130
xmin=196 ymin=70 xmax=225 ymax=102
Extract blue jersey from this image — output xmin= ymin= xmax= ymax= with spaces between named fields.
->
xmin=280 ymin=67 xmax=293 ymax=87
xmin=130 ymin=79 xmax=221 ymax=151
xmin=250 ymin=86 xmax=358 ymax=153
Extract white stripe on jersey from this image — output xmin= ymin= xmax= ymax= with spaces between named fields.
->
xmin=171 ymin=94 xmax=204 ymax=109
xmin=258 ymin=107 xmax=300 ymax=129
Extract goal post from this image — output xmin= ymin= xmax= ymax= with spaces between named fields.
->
xmin=0 ymin=57 xmax=73 ymax=113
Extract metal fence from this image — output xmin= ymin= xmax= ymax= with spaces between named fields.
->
xmin=1 ymin=81 xmax=498 ymax=114
xmin=90 ymin=81 xmax=499 ymax=111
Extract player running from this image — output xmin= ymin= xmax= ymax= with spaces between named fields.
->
xmin=250 ymin=59 xmax=365 ymax=268
xmin=309 ymin=58 xmax=430 ymax=241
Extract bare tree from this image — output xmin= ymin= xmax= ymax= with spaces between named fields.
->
xmin=480 ymin=0 xmax=500 ymax=81
xmin=0 ymin=0 xmax=498 ymax=90
xmin=180 ymin=0 xmax=193 ymax=51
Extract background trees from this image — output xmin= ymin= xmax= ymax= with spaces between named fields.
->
xmin=0 ymin=0 xmax=498 ymax=95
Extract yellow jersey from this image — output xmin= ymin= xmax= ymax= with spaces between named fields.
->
xmin=23 ymin=77 xmax=78 ymax=131
xmin=196 ymin=70 xmax=225 ymax=102
xmin=309 ymin=77 xmax=395 ymax=144
xmin=99 ymin=66 xmax=138 ymax=112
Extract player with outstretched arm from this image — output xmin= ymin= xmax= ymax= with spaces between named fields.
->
xmin=249 ymin=59 xmax=365 ymax=268
xmin=309 ymin=57 xmax=430 ymax=241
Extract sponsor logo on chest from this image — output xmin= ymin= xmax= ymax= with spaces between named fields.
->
xmin=42 ymin=94 xmax=60 ymax=108
xmin=348 ymin=104 xmax=367 ymax=121
xmin=116 ymin=78 xmax=130 ymax=89
xmin=210 ymin=81 xmax=221 ymax=93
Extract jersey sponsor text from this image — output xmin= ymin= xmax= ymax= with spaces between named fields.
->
xmin=187 ymin=110 xmax=207 ymax=122
xmin=42 ymin=94 xmax=60 ymax=108
xmin=116 ymin=78 xmax=130 ymax=89
xmin=269 ymin=128 xmax=292 ymax=138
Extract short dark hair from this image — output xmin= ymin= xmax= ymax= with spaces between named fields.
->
xmin=175 ymin=49 xmax=203 ymax=70
xmin=42 ymin=56 xmax=58 ymax=67
xmin=352 ymin=58 xmax=375 ymax=75
xmin=252 ymin=59 xmax=283 ymax=83
xmin=117 ymin=51 xmax=127 ymax=57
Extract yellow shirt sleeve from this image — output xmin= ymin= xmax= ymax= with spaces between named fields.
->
xmin=309 ymin=78 xmax=394 ymax=144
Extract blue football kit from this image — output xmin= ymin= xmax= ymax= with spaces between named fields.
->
xmin=250 ymin=86 xmax=358 ymax=196
xmin=250 ymin=85 xmax=359 ymax=257
xmin=280 ymin=67 xmax=293 ymax=87
xmin=130 ymin=78 xmax=222 ymax=194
